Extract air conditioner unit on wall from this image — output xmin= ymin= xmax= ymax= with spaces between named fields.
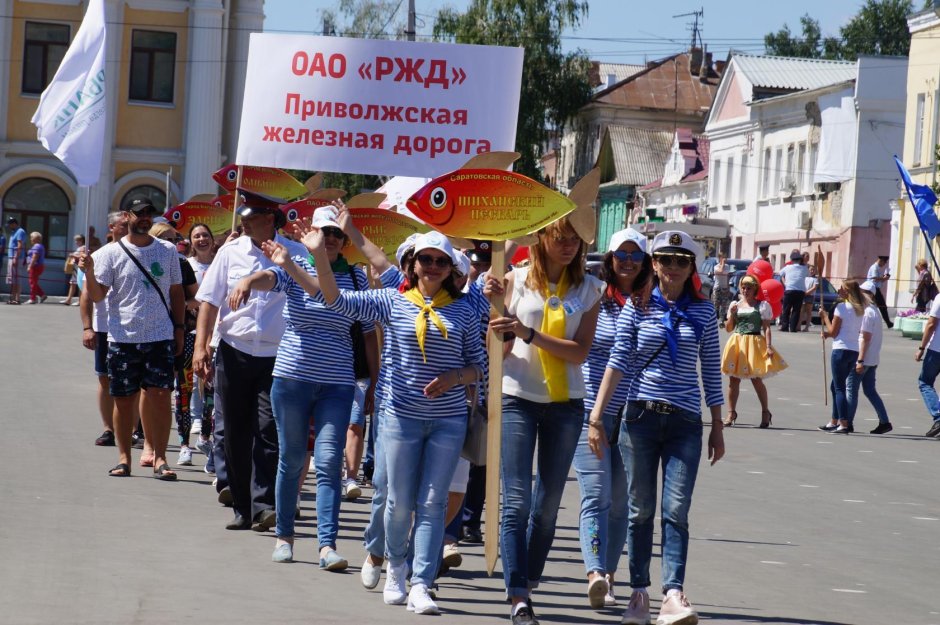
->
xmin=797 ymin=211 xmax=811 ymax=230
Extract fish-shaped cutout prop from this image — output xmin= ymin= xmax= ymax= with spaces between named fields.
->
xmin=212 ymin=165 xmax=308 ymax=201
xmin=406 ymin=154 xmax=598 ymax=242
xmin=211 ymin=193 xmax=235 ymax=211
xmin=280 ymin=188 xmax=348 ymax=225
xmin=341 ymin=208 xmax=430 ymax=266
xmin=164 ymin=201 xmax=235 ymax=236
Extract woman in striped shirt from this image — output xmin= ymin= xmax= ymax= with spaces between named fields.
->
xmin=590 ymin=230 xmax=725 ymax=625
xmin=574 ymin=228 xmax=651 ymax=609
xmin=282 ymin=225 xmax=486 ymax=615
xmin=228 ymin=207 xmax=375 ymax=571
xmin=486 ymin=216 xmax=604 ymax=625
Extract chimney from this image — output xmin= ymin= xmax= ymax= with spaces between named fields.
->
xmin=690 ymin=46 xmax=702 ymax=76
xmin=700 ymin=46 xmax=710 ymax=83
xmin=606 ymin=73 xmax=617 ymax=88
xmin=715 ymin=59 xmax=726 ymax=75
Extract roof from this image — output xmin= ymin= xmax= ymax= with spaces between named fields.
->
xmin=730 ymin=52 xmax=857 ymax=92
xmin=589 ymin=62 xmax=646 ymax=88
xmin=639 ymin=130 xmax=709 ymax=190
xmin=598 ymin=126 xmax=675 ymax=187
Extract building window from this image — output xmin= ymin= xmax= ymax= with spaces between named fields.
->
xmin=120 ymin=185 xmax=167 ymax=212
xmin=711 ymin=159 xmax=721 ymax=206
xmin=914 ymin=93 xmax=926 ymax=166
xmin=761 ymin=148 xmax=771 ymax=198
xmin=773 ymin=147 xmax=783 ymax=197
xmin=797 ymin=143 xmax=806 ymax=194
xmin=2 ymin=177 xmax=71 ymax=258
xmin=22 ymin=22 xmax=70 ymax=94
xmin=738 ymin=153 xmax=747 ymax=204
xmin=129 ymin=30 xmax=177 ymax=103
xmin=724 ymin=156 xmax=733 ymax=206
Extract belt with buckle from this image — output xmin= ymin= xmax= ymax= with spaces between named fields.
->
xmin=631 ymin=400 xmax=678 ymax=414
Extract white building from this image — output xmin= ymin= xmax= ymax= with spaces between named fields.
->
xmin=704 ymin=53 xmax=907 ymax=279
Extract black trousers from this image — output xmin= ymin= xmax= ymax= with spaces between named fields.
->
xmin=463 ymin=463 xmax=486 ymax=531
xmin=216 ymin=340 xmax=278 ymax=521
xmin=781 ymin=290 xmax=805 ymax=332
xmin=873 ymin=287 xmax=893 ymax=327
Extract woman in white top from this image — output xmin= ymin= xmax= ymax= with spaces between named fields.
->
xmin=186 ymin=223 xmax=216 ymax=460
xmin=818 ymin=280 xmax=867 ymax=434
xmin=486 ymin=216 xmax=603 ymax=625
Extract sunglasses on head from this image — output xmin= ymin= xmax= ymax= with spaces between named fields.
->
xmin=653 ymin=253 xmax=694 ymax=269
xmin=612 ymin=250 xmax=645 ymax=263
xmin=416 ymin=253 xmax=452 ymax=269
xmin=321 ymin=226 xmax=344 ymax=239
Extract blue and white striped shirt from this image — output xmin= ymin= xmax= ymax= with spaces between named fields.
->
xmin=583 ymin=297 xmax=631 ymax=417
xmin=373 ymin=267 xmax=407 ymax=411
xmin=607 ymin=296 xmax=723 ymax=414
xmin=324 ymin=285 xmax=486 ymax=420
xmin=270 ymin=256 xmax=374 ymax=386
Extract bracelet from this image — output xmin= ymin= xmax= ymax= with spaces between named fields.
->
xmin=918 ymin=346 xmax=925 ymax=351
xmin=522 ymin=327 xmax=536 ymax=344
xmin=588 ymin=420 xmax=603 ymax=429
xmin=83 ymin=327 xmax=92 ymax=331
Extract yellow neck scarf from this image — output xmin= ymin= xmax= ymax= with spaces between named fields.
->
xmin=402 ymin=287 xmax=454 ymax=363
xmin=539 ymin=269 xmax=570 ymax=402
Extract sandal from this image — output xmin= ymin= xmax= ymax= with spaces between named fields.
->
xmin=760 ymin=410 xmax=773 ymax=429
xmin=153 ymin=463 xmax=178 ymax=481
xmin=723 ymin=410 xmax=737 ymax=427
xmin=108 ymin=463 xmax=131 ymax=477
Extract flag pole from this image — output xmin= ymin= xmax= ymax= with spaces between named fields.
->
xmin=84 ymin=186 xmax=91 ymax=248
xmin=230 ymin=165 xmax=244 ymax=233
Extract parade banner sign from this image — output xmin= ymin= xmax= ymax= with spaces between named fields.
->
xmin=235 ymin=34 xmax=523 ymax=178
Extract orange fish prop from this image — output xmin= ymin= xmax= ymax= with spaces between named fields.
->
xmin=212 ymin=165 xmax=308 ymax=200
xmin=210 ymin=194 xmax=235 ymax=211
xmin=164 ymin=201 xmax=234 ymax=236
xmin=341 ymin=208 xmax=430 ymax=266
xmin=280 ymin=189 xmax=348 ymax=225
xmin=406 ymin=154 xmax=599 ymax=242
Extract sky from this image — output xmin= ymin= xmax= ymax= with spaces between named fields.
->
xmin=263 ymin=1 xmax=863 ymax=64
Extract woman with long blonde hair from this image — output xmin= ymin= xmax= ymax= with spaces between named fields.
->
xmin=818 ymin=279 xmax=867 ymax=434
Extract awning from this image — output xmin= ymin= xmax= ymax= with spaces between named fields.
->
xmin=636 ymin=218 xmax=729 ymax=240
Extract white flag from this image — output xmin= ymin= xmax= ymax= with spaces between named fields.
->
xmin=31 ymin=0 xmax=107 ymax=186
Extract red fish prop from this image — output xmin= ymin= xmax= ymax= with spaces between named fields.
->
xmin=210 ymin=194 xmax=235 ymax=211
xmin=164 ymin=201 xmax=234 ymax=236
xmin=406 ymin=153 xmax=599 ymax=242
xmin=341 ymin=208 xmax=430 ymax=266
xmin=212 ymin=165 xmax=308 ymax=201
xmin=280 ymin=189 xmax=348 ymax=225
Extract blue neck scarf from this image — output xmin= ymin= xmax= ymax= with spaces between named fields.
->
xmin=650 ymin=286 xmax=704 ymax=365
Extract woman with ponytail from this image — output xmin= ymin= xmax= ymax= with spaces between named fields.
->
xmin=818 ymin=279 xmax=867 ymax=434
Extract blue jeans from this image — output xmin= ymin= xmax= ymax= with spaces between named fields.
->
xmin=830 ymin=349 xmax=861 ymax=424
xmin=500 ymin=395 xmax=584 ymax=598
xmin=860 ymin=366 xmax=890 ymax=425
xmin=363 ymin=402 xmax=387 ymax=558
xmin=270 ymin=377 xmax=355 ymax=547
xmin=618 ymin=403 xmax=702 ymax=592
xmin=918 ymin=348 xmax=940 ymax=422
xmin=573 ymin=410 xmax=628 ymax=576
xmin=383 ymin=414 xmax=465 ymax=588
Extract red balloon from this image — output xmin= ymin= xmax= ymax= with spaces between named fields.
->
xmin=748 ymin=260 xmax=774 ymax=284
xmin=769 ymin=298 xmax=783 ymax=319
xmin=761 ymin=278 xmax=784 ymax=304
xmin=511 ymin=246 xmax=529 ymax=265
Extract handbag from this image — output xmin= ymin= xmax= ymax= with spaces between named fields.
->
xmin=347 ymin=267 xmax=371 ymax=379
xmin=461 ymin=370 xmax=487 ymax=465
xmin=64 ymin=256 xmax=75 ymax=275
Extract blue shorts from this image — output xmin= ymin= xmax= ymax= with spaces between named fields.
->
xmin=107 ymin=340 xmax=175 ymax=397
xmin=94 ymin=332 xmax=109 ymax=377
xmin=349 ymin=378 xmax=371 ymax=429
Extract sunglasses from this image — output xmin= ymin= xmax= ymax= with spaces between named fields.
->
xmin=416 ymin=254 xmax=452 ymax=269
xmin=321 ymin=226 xmax=345 ymax=239
xmin=653 ymin=254 xmax=694 ymax=269
xmin=612 ymin=250 xmax=645 ymax=263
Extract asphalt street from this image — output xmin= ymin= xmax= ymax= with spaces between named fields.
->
xmin=1 ymin=304 xmax=937 ymax=625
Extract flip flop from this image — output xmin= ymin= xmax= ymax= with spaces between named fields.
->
xmin=153 ymin=463 xmax=178 ymax=481
xmin=108 ymin=463 xmax=131 ymax=477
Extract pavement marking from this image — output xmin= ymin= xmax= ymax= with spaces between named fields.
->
xmin=858 ymin=450 xmax=873 ymax=453
xmin=898 ymin=460 xmax=919 ymax=463
xmin=863 ymin=418 xmax=876 ymax=421
xmin=832 ymin=588 xmax=868 ymax=594
xmin=907 ymin=398 xmax=920 ymax=401
xmin=747 ymin=471 xmax=765 ymax=474
xmin=760 ymin=561 xmax=786 ymax=565
xmin=843 ymin=499 xmax=866 ymax=503
xmin=799 ymin=484 xmax=820 ymax=488
xmin=901 ymin=426 xmax=913 ymax=429
xmin=889 ymin=502 xmax=924 ymax=506
xmin=913 ymin=517 xmax=940 ymax=521
xmin=776 ymin=397 xmax=790 ymax=401
xmin=816 ymin=441 xmax=834 ymax=444
xmin=799 ymin=403 xmax=813 ymax=406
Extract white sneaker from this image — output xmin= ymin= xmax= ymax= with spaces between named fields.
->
xmin=604 ymin=574 xmax=617 ymax=607
xmin=442 ymin=542 xmax=463 ymax=569
xmin=177 ymin=446 xmax=193 ymax=466
xmin=361 ymin=555 xmax=382 ymax=589
xmin=383 ymin=561 xmax=408 ymax=605
xmin=344 ymin=477 xmax=361 ymax=500
xmin=656 ymin=590 xmax=697 ymax=625
xmin=191 ymin=418 xmax=202 ymax=434
xmin=407 ymin=583 xmax=440 ymax=615
xmin=621 ymin=589 xmax=651 ymax=625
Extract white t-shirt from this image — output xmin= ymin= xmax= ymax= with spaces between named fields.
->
xmin=188 ymin=257 xmax=211 ymax=285
xmin=804 ymin=276 xmax=818 ymax=292
xmin=859 ymin=305 xmax=883 ymax=366
xmin=90 ymin=243 xmax=114 ymax=333
xmin=928 ymin=293 xmax=940 ymax=353
xmin=502 ymin=267 xmax=604 ymax=402
xmin=832 ymin=302 xmax=865 ymax=352
xmin=93 ymin=237 xmax=183 ymax=343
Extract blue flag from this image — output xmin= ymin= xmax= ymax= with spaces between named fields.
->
xmin=895 ymin=156 xmax=940 ymax=240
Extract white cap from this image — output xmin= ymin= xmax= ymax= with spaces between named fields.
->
xmin=396 ymin=233 xmax=420 ymax=267
xmin=860 ymin=280 xmax=877 ymax=294
xmin=608 ymin=228 xmax=647 ymax=254
xmin=650 ymin=230 xmax=704 ymax=262
xmin=454 ymin=250 xmax=471 ymax=277
xmin=413 ymin=231 xmax=459 ymax=266
xmin=312 ymin=206 xmax=341 ymax=230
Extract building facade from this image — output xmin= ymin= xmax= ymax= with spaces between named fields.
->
xmin=0 ymin=0 xmax=261 ymax=293
xmin=704 ymin=52 xmax=907 ymax=278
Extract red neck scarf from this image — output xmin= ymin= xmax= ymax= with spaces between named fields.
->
xmin=606 ymin=284 xmax=626 ymax=307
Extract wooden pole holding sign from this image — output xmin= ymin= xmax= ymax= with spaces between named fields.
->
xmin=484 ymin=241 xmax=506 ymax=576
xmin=815 ymin=246 xmax=828 ymax=406
xmin=230 ymin=165 xmax=244 ymax=233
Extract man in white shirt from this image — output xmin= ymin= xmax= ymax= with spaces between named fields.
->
xmin=80 ymin=200 xmax=185 ymax=480
xmin=915 ymin=290 xmax=940 ymax=438
xmin=866 ymin=255 xmax=893 ymax=328
xmin=753 ymin=244 xmax=769 ymax=263
xmin=193 ymin=191 xmax=306 ymax=531
xmin=778 ymin=251 xmax=809 ymax=332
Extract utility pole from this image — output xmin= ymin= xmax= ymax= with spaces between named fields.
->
xmin=406 ymin=0 xmax=416 ymax=41
xmin=673 ymin=8 xmax=703 ymax=50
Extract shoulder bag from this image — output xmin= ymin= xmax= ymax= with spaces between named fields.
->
xmin=117 ymin=239 xmax=174 ymax=324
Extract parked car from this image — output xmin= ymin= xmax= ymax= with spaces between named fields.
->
xmin=725 ymin=270 xmax=839 ymax=324
xmin=586 ymin=252 xmax=604 ymax=278
xmin=698 ymin=257 xmax=752 ymax=298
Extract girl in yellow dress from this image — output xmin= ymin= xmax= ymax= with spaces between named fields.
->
xmin=721 ymin=275 xmax=788 ymax=428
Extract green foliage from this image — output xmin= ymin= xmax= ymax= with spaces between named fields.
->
xmin=320 ymin=0 xmax=404 ymax=38
xmin=432 ymin=0 xmax=593 ymax=178
xmin=282 ymin=169 xmax=383 ymax=197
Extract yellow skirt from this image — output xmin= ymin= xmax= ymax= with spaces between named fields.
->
xmin=721 ymin=333 xmax=788 ymax=379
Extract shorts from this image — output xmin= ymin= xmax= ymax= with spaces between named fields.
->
xmin=6 ymin=257 xmax=20 ymax=285
xmin=349 ymin=378 xmax=371 ymax=429
xmin=448 ymin=456 xmax=471 ymax=494
xmin=94 ymin=332 xmax=109 ymax=376
xmin=107 ymin=340 xmax=175 ymax=397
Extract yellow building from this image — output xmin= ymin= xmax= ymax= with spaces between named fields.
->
xmin=891 ymin=7 xmax=940 ymax=311
xmin=0 ymin=0 xmax=262 ymax=293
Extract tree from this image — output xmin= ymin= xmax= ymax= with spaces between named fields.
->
xmin=433 ymin=0 xmax=593 ymax=179
xmin=320 ymin=0 xmax=404 ymax=39
xmin=764 ymin=15 xmax=842 ymax=59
